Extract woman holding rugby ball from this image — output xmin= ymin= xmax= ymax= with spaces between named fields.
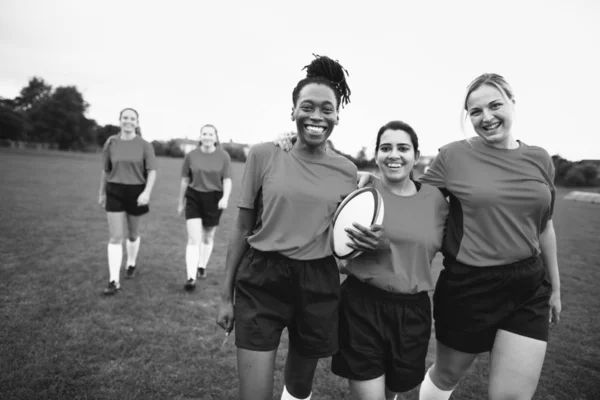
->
xmin=98 ymin=108 xmax=157 ymax=295
xmin=216 ymin=54 xmax=357 ymax=400
xmin=331 ymin=120 xmax=449 ymax=400
xmin=177 ymin=124 xmax=232 ymax=291
xmin=350 ymin=73 xmax=560 ymax=400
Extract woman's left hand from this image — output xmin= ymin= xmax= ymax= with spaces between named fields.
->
xmin=346 ymin=223 xmax=390 ymax=252
xmin=218 ymin=198 xmax=228 ymax=210
xmin=137 ymin=191 xmax=150 ymax=206
xmin=549 ymin=291 xmax=561 ymax=326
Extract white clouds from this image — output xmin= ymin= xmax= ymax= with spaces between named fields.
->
xmin=1 ymin=0 xmax=598 ymax=160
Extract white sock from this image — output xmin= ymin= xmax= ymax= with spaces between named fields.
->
xmin=198 ymin=241 xmax=214 ymax=269
xmin=126 ymin=237 xmax=140 ymax=266
xmin=419 ymin=367 xmax=453 ymax=400
xmin=281 ymin=386 xmax=311 ymax=400
xmin=186 ymin=244 xmax=200 ymax=280
xmin=107 ymin=243 xmax=123 ymax=283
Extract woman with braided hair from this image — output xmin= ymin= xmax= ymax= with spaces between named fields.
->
xmin=216 ymin=54 xmax=357 ymax=400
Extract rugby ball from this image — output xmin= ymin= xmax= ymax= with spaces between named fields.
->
xmin=331 ymin=187 xmax=384 ymax=260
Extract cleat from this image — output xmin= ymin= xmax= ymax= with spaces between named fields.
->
xmin=184 ymin=278 xmax=196 ymax=291
xmin=197 ymin=268 xmax=206 ymax=279
xmin=103 ymin=281 xmax=120 ymax=296
xmin=125 ymin=265 xmax=136 ymax=279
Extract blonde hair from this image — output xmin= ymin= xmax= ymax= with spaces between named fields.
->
xmin=460 ymin=73 xmax=515 ymax=140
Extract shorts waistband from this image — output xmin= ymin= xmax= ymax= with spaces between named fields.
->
xmin=247 ymin=247 xmax=333 ymax=264
xmin=443 ymin=255 xmax=541 ymax=273
xmin=344 ymin=275 xmax=429 ymax=302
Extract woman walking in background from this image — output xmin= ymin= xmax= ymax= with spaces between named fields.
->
xmin=177 ymin=124 xmax=232 ymax=291
xmin=98 ymin=108 xmax=157 ymax=295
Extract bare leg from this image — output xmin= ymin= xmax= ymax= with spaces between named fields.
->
xmin=238 ymin=348 xmax=278 ymax=400
xmin=488 ymin=330 xmax=547 ymax=400
xmin=283 ymin=344 xmax=319 ymax=399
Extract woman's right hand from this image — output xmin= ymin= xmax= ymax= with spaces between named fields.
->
xmin=98 ymin=193 xmax=106 ymax=207
xmin=273 ymin=131 xmax=297 ymax=152
xmin=216 ymin=298 xmax=235 ymax=334
xmin=357 ymin=171 xmax=378 ymax=188
xmin=177 ymin=202 xmax=185 ymax=216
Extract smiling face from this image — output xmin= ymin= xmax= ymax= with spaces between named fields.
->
xmin=291 ymin=83 xmax=339 ymax=149
xmin=119 ymin=109 xmax=138 ymax=134
xmin=199 ymin=125 xmax=217 ymax=147
xmin=376 ymin=129 xmax=419 ymax=184
xmin=466 ymin=84 xmax=515 ymax=147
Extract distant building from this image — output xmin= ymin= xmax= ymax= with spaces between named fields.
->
xmin=175 ymin=138 xmax=198 ymax=155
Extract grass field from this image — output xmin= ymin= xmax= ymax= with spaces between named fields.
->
xmin=1 ymin=148 xmax=599 ymax=400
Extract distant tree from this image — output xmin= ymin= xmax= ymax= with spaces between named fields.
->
xmin=165 ymin=139 xmax=184 ymax=158
xmin=151 ymin=140 xmax=166 ymax=156
xmin=0 ymin=104 xmax=26 ymax=140
xmin=579 ymin=163 xmax=598 ymax=184
xmin=564 ymin=166 xmax=587 ymax=187
xmin=28 ymin=86 xmax=90 ymax=149
xmin=16 ymin=77 xmax=52 ymax=112
xmin=96 ymin=124 xmax=120 ymax=147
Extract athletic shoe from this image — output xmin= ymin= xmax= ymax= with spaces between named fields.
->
xmin=125 ymin=265 xmax=136 ymax=279
xmin=197 ymin=268 xmax=206 ymax=279
xmin=184 ymin=278 xmax=196 ymax=291
xmin=103 ymin=281 xmax=120 ymax=296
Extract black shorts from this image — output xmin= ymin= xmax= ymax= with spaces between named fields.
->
xmin=105 ymin=182 xmax=149 ymax=216
xmin=433 ymin=255 xmax=551 ymax=354
xmin=234 ymin=247 xmax=340 ymax=358
xmin=185 ymin=187 xmax=223 ymax=227
xmin=331 ymin=276 xmax=432 ymax=393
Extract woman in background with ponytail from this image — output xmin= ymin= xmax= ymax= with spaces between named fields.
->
xmin=177 ymin=124 xmax=232 ymax=291
xmin=98 ymin=108 xmax=157 ymax=295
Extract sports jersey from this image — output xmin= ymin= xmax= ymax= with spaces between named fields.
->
xmin=344 ymin=180 xmax=448 ymax=294
xmin=420 ymin=138 xmax=555 ymax=267
xmin=238 ymin=143 xmax=357 ymax=260
xmin=103 ymin=135 xmax=157 ymax=185
xmin=181 ymin=147 xmax=232 ymax=192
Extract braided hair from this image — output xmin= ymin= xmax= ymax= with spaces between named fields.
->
xmin=292 ymin=54 xmax=351 ymax=110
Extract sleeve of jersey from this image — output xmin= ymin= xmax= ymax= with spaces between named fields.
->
xmin=144 ymin=141 xmax=158 ymax=171
xmin=222 ymin=151 xmax=232 ymax=180
xmin=237 ymin=145 xmax=265 ymax=209
xmin=181 ymin=154 xmax=191 ymax=179
xmin=420 ymin=147 xmax=448 ymax=193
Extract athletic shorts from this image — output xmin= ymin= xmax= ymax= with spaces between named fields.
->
xmin=105 ymin=182 xmax=149 ymax=216
xmin=331 ymin=276 xmax=432 ymax=393
xmin=433 ymin=255 xmax=551 ymax=354
xmin=185 ymin=187 xmax=223 ymax=227
xmin=234 ymin=247 xmax=340 ymax=358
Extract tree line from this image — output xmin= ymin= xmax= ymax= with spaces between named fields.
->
xmin=1 ymin=77 xmax=597 ymax=187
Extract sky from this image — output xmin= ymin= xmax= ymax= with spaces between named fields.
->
xmin=1 ymin=0 xmax=599 ymax=161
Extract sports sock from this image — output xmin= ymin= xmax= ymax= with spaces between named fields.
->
xmin=198 ymin=241 xmax=214 ymax=270
xmin=186 ymin=244 xmax=200 ymax=280
xmin=126 ymin=236 xmax=140 ymax=266
xmin=107 ymin=243 xmax=123 ymax=283
xmin=281 ymin=386 xmax=311 ymax=400
xmin=419 ymin=367 xmax=454 ymax=400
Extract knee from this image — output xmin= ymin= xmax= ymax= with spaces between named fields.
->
xmin=187 ymin=236 xmax=200 ymax=246
xmin=202 ymin=233 xmax=214 ymax=245
xmin=430 ymin=363 xmax=464 ymax=390
xmin=109 ymin=236 xmax=123 ymax=245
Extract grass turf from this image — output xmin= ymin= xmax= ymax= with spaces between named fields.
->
xmin=0 ymin=148 xmax=598 ymax=399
